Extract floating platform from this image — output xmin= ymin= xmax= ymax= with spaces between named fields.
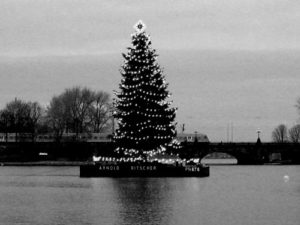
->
xmin=80 ymin=162 xmax=209 ymax=177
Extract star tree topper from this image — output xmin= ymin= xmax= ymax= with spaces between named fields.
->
xmin=134 ymin=20 xmax=146 ymax=33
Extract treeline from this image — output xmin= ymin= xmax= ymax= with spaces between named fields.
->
xmin=272 ymin=124 xmax=300 ymax=143
xmin=272 ymin=98 xmax=300 ymax=143
xmin=0 ymin=87 xmax=112 ymax=142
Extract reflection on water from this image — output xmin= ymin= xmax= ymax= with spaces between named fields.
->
xmin=0 ymin=166 xmax=299 ymax=225
xmin=110 ymin=179 xmax=172 ymax=225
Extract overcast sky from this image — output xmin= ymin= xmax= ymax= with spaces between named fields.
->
xmin=0 ymin=0 xmax=300 ymax=141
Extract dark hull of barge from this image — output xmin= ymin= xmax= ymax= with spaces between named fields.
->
xmin=80 ymin=162 xmax=209 ymax=177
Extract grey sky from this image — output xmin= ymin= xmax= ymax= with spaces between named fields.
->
xmin=1 ymin=0 xmax=300 ymax=56
xmin=0 ymin=0 xmax=300 ymax=141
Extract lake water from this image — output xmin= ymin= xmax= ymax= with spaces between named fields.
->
xmin=0 ymin=165 xmax=299 ymax=225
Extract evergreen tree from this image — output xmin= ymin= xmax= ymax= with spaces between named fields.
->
xmin=114 ymin=21 xmax=178 ymax=158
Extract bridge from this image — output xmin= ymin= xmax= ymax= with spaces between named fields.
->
xmin=179 ymin=142 xmax=300 ymax=165
xmin=0 ymin=140 xmax=299 ymax=164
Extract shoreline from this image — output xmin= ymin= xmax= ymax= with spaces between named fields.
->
xmin=0 ymin=161 xmax=299 ymax=166
xmin=0 ymin=161 xmax=93 ymax=166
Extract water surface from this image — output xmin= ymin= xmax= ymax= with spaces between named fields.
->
xmin=0 ymin=166 xmax=299 ymax=225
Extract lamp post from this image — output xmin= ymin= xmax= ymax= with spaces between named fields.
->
xmin=257 ymin=129 xmax=261 ymax=144
xmin=181 ymin=123 xmax=185 ymax=134
xmin=257 ymin=129 xmax=261 ymax=139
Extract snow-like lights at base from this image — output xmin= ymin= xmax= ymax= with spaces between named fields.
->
xmin=93 ymin=155 xmax=197 ymax=165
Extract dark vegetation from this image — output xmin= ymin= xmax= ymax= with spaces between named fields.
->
xmin=0 ymin=87 xmax=112 ymax=143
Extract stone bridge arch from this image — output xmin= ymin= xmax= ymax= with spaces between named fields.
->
xmin=200 ymin=152 xmax=238 ymax=164
xmin=194 ymin=142 xmax=263 ymax=165
xmin=180 ymin=142 xmax=300 ymax=164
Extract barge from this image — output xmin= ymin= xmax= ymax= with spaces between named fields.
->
xmin=80 ymin=162 xmax=209 ymax=177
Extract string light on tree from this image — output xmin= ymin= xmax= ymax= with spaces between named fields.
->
xmin=114 ymin=20 xmax=180 ymax=158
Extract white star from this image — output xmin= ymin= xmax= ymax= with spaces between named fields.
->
xmin=134 ymin=20 xmax=146 ymax=33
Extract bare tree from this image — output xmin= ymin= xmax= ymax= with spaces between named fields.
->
xmin=47 ymin=96 xmax=67 ymax=142
xmin=47 ymin=87 xmax=111 ymax=142
xmin=297 ymin=97 xmax=300 ymax=119
xmin=63 ymin=87 xmax=95 ymax=139
xmin=5 ymin=98 xmax=30 ymax=141
xmin=27 ymin=101 xmax=43 ymax=142
xmin=36 ymin=113 xmax=51 ymax=134
xmin=90 ymin=91 xmax=111 ymax=133
xmin=0 ymin=98 xmax=43 ymax=142
xmin=289 ymin=124 xmax=300 ymax=143
xmin=272 ymin=124 xmax=288 ymax=143
xmin=0 ymin=109 xmax=13 ymax=142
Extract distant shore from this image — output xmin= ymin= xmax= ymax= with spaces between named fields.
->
xmin=0 ymin=160 xmax=298 ymax=166
xmin=0 ymin=161 xmax=93 ymax=166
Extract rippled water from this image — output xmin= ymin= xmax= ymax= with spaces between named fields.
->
xmin=0 ymin=165 xmax=299 ymax=225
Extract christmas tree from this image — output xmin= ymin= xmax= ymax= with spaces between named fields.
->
xmin=114 ymin=20 xmax=179 ymax=159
